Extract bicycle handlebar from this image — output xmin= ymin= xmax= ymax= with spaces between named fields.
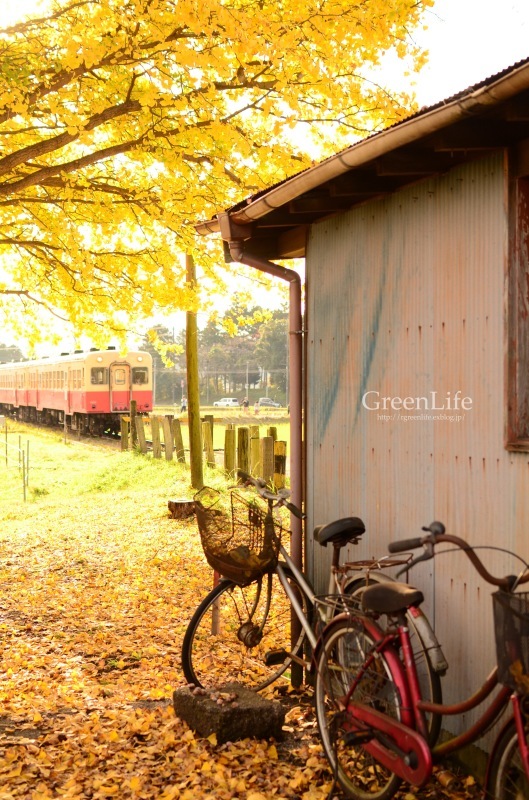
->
xmin=388 ymin=537 xmax=424 ymax=553
xmin=236 ymin=470 xmax=305 ymax=519
xmin=390 ymin=521 xmax=529 ymax=590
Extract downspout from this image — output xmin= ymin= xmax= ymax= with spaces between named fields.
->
xmin=217 ymin=212 xmax=303 ymax=572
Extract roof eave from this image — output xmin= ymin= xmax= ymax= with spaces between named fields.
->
xmin=195 ymin=60 xmax=529 ymax=237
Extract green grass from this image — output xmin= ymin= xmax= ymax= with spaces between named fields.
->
xmin=0 ymin=415 xmax=291 ymax=517
xmin=0 ymin=421 xmax=222 ymax=516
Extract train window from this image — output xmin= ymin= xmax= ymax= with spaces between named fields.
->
xmin=113 ymin=368 xmax=126 ymax=385
xmin=91 ymin=367 xmax=108 ymax=385
xmin=132 ymin=367 xmax=148 ymax=385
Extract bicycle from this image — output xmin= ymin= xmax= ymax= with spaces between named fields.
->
xmin=314 ymin=521 xmax=529 ymax=800
xmin=181 ymin=472 xmax=445 ymax=742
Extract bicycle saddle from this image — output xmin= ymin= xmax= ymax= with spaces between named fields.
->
xmin=361 ymin=581 xmax=424 ymax=614
xmin=314 ymin=517 xmax=366 ymax=548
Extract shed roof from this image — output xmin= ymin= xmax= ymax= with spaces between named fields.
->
xmin=195 ymin=57 xmax=529 ymax=258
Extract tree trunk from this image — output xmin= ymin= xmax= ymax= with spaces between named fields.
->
xmin=186 ymin=254 xmax=204 ymax=489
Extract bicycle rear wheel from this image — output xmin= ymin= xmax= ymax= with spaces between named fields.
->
xmin=181 ymin=567 xmax=312 ymax=691
xmin=484 ymin=717 xmax=529 ymax=800
xmin=345 ymin=578 xmax=443 ymax=745
xmin=314 ymin=615 xmax=403 ymax=800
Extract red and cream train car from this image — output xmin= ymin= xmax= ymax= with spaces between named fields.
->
xmin=0 ymin=348 xmax=153 ymax=435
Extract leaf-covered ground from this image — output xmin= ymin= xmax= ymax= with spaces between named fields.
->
xmin=0 ymin=428 xmax=482 ymax=799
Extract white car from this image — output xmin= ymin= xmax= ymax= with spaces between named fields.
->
xmin=213 ymin=397 xmax=240 ymax=407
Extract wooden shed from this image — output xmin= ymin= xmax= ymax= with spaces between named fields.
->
xmin=196 ymin=58 xmax=529 ymax=751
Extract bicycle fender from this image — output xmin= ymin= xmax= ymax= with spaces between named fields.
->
xmin=347 ymin=700 xmax=433 ymax=787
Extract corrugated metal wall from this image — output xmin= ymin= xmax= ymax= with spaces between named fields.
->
xmin=306 ymin=152 xmax=529 ymax=737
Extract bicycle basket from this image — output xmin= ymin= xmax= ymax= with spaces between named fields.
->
xmin=493 ymin=590 xmax=529 ymax=693
xmin=194 ymin=488 xmax=283 ymax=584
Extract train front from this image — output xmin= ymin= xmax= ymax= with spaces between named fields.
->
xmin=86 ymin=350 xmax=153 ymax=433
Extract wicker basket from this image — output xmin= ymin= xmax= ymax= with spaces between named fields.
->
xmin=493 ymin=590 xmax=529 ymax=693
xmin=194 ymin=488 xmax=283 ymax=584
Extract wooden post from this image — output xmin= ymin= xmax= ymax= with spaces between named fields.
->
xmin=237 ymin=427 xmax=249 ymax=475
xmin=186 ymin=253 xmax=204 ymax=489
xmin=249 ymin=424 xmax=260 ymax=475
xmin=130 ymin=400 xmax=138 ymax=448
xmin=267 ymin=426 xmax=277 ymax=442
xmin=136 ymin=417 xmax=148 ymax=454
xmin=260 ymin=436 xmax=274 ymax=484
xmin=202 ymin=421 xmax=215 ymax=468
xmin=203 ymin=414 xmax=214 ymax=444
xmin=274 ymin=440 xmax=287 ymax=489
xmin=224 ymin=427 xmax=236 ymax=478
xmin=151 ymin=416 xmax=162 ymax=459
xmin=172 ymin=418 xmax=186 ymax=463
xmin=162 ymin=415 xmax=174 ymax=461
xmin=120 ymin=416 xmax=129 ymax=450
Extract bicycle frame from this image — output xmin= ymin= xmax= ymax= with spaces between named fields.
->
xmin=343 ymin=610 xmax=529 ymax=787
xmin=275 ymin=542 xmax=330 ymax=652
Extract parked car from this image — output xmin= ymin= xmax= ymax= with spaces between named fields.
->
xmin=213 ymin=397 xmax=240 ymax=407
xmin=258 ymin=397 xmax=281 ymax=407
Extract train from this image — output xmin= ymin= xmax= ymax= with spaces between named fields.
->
xmin=0 ymin=347 xmax=153 ymax=435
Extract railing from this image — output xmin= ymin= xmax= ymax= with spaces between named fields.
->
xmin=122 ymin=413 xmax=288 ymax=487
xmin=1 ymin=417 xmax=29 ymax=501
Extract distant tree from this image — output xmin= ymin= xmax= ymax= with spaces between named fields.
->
xmin=140 ymin=326 xmax=181 ymax=404
xmin=0 ymin=343 xmax=25 ymax=363
xmin=254 ymin=312 xmax=288 ymax=394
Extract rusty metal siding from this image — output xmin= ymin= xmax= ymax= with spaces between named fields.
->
xmin=305 ymin=151 xmax=528 ymax=734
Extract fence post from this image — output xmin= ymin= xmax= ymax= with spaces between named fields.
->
xmin=22 ymin=451 xmax=26 ymax=501
xmin=135 ymin=417 xmax=148 ymax=454
xmin=151 ymin=416 xmax=162 ymax=459
xmin=224 ymin=426 xmax=236 ymax=478
xmin=267 ymin=426 xmax=277 ymax=443
xmin=203 ymin=414 xmax=214 ymax=443
xmin=249 ymin=425 xmax=260 ymax=475
xmin=260 ymin=436 xmax=274 ymax=484
xmin=172 ymin=418 xmax=186 ymax=463
xmin=120 ymin=417 xmax=129 ymax=450
xmin=237 ymin=427 xmax=249 ymax=474
xmin=202 ymin=421 xmax=215 ymax=468
xmin=162 ymin=415 xmax=174 ymax=461
xmin=274 ymin=440 xmax=287 ymax=489
xmin=130 ymin=400 xmax=138 ymax=448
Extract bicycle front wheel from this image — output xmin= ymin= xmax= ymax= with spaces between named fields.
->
xmin=484 ymin=717 xmax=529 ymax=800
xmin=314 ymin=615 xmax=403 ymax=800
xmin=181 ymin=567 xmax=312 ymax=691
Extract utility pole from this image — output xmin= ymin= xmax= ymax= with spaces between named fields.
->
xmin=186 ymin=254 xmax=203 ymax=489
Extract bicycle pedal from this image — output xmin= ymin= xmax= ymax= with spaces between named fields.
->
xmin=265 ymin=649 xmax=288 ymax=666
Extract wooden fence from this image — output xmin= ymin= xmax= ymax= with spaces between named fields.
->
xmin=122 ymin=411 xmax=287 ymax=487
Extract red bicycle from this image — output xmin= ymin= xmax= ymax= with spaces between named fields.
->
xmin=314 ymin=522 xmax=529 ymax=800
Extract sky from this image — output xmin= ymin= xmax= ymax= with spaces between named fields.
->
xmin=2 ymin=0 xmax=529 ymax=351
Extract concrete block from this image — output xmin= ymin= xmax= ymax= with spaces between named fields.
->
xmin=173 ymin=682 xmax=285 ymax=744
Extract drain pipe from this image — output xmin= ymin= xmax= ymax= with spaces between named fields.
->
xmin=217 ymin=212 xmax=303 ymax=571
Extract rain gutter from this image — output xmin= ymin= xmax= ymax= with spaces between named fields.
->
xmin=217 ymin=212 xmax=304 ymax=571
xmin=195 ymin=61 xmax=529 ymax=236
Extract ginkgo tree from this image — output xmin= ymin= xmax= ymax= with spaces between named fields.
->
xmin=0 ymin=0 xmax=432 ymax=349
